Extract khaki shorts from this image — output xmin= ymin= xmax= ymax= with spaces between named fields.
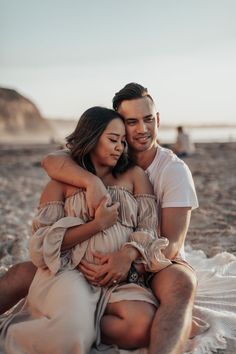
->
xmin=172 ymin=257 xmax=195 ymax=273
xmin=145 ymin=257 xmax=195 ymax=287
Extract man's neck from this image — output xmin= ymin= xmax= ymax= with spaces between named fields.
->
xmin=130 ymin=145 xmax=158 ymax=170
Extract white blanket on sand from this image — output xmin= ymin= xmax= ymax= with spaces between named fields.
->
xmin=185 ymin=247 xmax=236 ymax=354
xmin=107 ymin=247 xmax=236 ymax=354
xmin=1 ymin=248 xmax=236 ymax=354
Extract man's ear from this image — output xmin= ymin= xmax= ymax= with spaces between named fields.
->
xmin=156 ymin=112 xmax=160 ymax=127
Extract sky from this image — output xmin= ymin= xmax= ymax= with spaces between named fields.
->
xmin=0 ymin=0 xmax=236 ymax=125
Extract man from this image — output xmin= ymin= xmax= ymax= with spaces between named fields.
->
xmin=172 ymin=126 xmax=195 ymax=158
xmin=0 ymin=83 xmax=199 ymax=354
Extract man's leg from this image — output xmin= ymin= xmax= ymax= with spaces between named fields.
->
xmin=0 ymin=261 xmax=36 ymax=314
xmin=149 ymin=264 xmax=197 ymax=354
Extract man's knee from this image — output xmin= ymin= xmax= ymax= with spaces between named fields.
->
xmin=4 ymin=261 xmax=36 ymax=296
xmin=180 ymin=269 xmax=197 ymax=300
xmin=151 ymin=265 xmax=197 ymax=303
xmin=0 ymin=261 xmax=36 ymax=314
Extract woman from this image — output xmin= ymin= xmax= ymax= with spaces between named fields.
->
xmin=1 ymin=107 xmax=170 ymax=354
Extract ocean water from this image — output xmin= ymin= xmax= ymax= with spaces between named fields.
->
xmin=50 ymin=120 xmax=236 ymax=144
xmin=158 ymin=126 xmax=236 ymax=144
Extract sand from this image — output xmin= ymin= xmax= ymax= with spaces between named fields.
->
xmin=0 ymin=142 xmax=235 ymax=275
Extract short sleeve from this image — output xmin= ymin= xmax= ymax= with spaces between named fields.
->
xmin=160 ymin=161 xmax=198 ymax=209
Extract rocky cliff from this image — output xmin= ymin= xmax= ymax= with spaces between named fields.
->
xmin=0 ymin=88 xmax=54 ymax=143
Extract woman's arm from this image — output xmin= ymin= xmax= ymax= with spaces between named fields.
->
xmin=61 ymin=196 xmax=119 ymax=250
xmin=38 ymin=181 xmax=119 ymax=250
xmin=30 ymin=182 xmax=119 ymax=273
xmin=42 ymin=150 xmax=107 ymax=217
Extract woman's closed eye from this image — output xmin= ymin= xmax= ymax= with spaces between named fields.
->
xmin=109 ymin=139 xmax=118 ymax=143
xmin=109 ymin=139 xmax=126 ymax=145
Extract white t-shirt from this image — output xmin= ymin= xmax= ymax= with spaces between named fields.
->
xmin=145 ymin=145 xmax=198 ymax=258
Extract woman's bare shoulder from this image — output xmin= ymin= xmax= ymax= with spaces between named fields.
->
xmin=126 ymin=165 xmax=153 ymax=195
xmin=39 ymin=179 xmax=66 ymax=205
xmin=124 ymin=165 xmax=146 ymax=180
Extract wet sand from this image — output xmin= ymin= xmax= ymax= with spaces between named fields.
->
xmin=0 ymin=142 xmax=235 ymax=274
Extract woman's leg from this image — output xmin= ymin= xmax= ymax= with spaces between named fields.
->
xmin=5 ymin=270 xmax=98 ymax=354
xmin=101 ymin=300 xmax=156 ymax=349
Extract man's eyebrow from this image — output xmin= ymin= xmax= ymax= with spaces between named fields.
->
xmin=126 ymin=114 xmax=154 ymax=120
xmin=144 ymin=114 xmax=154 ymax=118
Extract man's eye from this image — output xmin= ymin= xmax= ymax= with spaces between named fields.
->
xmin=145 ymin=117 xmax=154 ymax=122
xmin=127 ymin=121 xmax=136 ymax=125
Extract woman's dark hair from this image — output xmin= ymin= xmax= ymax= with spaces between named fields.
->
xmin=112 ymin=82 xmax=154 ymax=111
xmin=66 ymin=106 xmax=131 ymax=176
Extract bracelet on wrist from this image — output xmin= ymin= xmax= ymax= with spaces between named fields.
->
xmin=127 ymin=263 xmax=139 ymax=284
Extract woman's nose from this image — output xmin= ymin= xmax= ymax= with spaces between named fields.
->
xmin=115 ymin=141 xmax=123 ymax=151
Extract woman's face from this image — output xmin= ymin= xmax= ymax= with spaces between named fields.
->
xmin=90 ymin=118 xmax=126 ymax=169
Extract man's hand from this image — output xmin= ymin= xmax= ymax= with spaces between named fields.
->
xmin=94 ymin=195 xmax=119 ymax=230
xmin=79 ymin=249 xmax=136 ymax=287
xmin=86 ymin=177 xmax=107 ymax=218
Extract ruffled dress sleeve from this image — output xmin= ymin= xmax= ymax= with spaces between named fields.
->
xmin=123 ymin=194 xmax=172 ymax=272
xmin=29 ymin=201 xmax=88 ymax=274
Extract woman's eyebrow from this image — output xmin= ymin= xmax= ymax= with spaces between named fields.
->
xmin=106 ymin=132 xmax=126 ymax=137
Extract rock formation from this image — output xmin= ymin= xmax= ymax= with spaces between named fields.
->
xmin=0 ymin=88 xmax=54 ymax=143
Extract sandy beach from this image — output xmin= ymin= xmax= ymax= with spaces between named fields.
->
xmin=0 ymin=142 xmax=235 ymax=274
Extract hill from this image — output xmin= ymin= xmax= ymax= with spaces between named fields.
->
xmin=0 ymin=88 xmax=54 ymax=143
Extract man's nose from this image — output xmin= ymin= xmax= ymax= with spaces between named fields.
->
xmin=137 ymin=121 xmax=148 ymax=133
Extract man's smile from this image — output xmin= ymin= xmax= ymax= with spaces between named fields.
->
xmin=134 ymin=135 xmax=151 ymax=143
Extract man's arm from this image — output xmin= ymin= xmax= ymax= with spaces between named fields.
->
xmin=160 ymin=207 xmax=191 ymax=260
xmin=42 ymin=150 xmax=98 ymax=188
xmin=158 ymin=159 xmax=197 ymax=259
xmin=42 ymin=150 xmax=107 ymax=217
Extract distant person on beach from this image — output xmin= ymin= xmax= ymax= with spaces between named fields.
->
xmin=0 ymin=83 xmax=200 ymax=354
xmin=172 ymin=126 xmax=195 ymax=158
xmin=1 ymin=106 xmax=171 ymax=353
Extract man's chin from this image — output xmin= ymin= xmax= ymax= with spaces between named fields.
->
xmin=134 ymin=144 xmax=151 ymax=152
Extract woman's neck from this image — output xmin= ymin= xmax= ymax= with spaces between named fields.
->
xmin=90 ymin=157 xmax=114 ymax=184
xmin=94 ymin=165 xmax=113 ymax=181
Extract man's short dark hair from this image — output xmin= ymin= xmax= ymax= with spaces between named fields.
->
xmin=112 ymin=82 xmax=154 ymax=111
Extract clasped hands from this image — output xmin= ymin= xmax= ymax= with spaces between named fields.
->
xmin=78 ymin=250 xmax=132 ymax=288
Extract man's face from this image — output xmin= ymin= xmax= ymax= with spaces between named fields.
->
xmin=117 ymin=96 xmax=159 ymax=152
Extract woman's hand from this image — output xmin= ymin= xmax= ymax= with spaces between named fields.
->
xmin=79 ymin=248 xmax=138 ymax=287
xmin=86 ymin=177 xmax=108 ymax=218
xmin=94 ymin=195 xmax=119 ymax=230
xmin=92 ymin=251 xmax=131 ymax=287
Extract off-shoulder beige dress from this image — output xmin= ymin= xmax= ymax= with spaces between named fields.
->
xmin=1 ymin=187 xmax=171 ymax=354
